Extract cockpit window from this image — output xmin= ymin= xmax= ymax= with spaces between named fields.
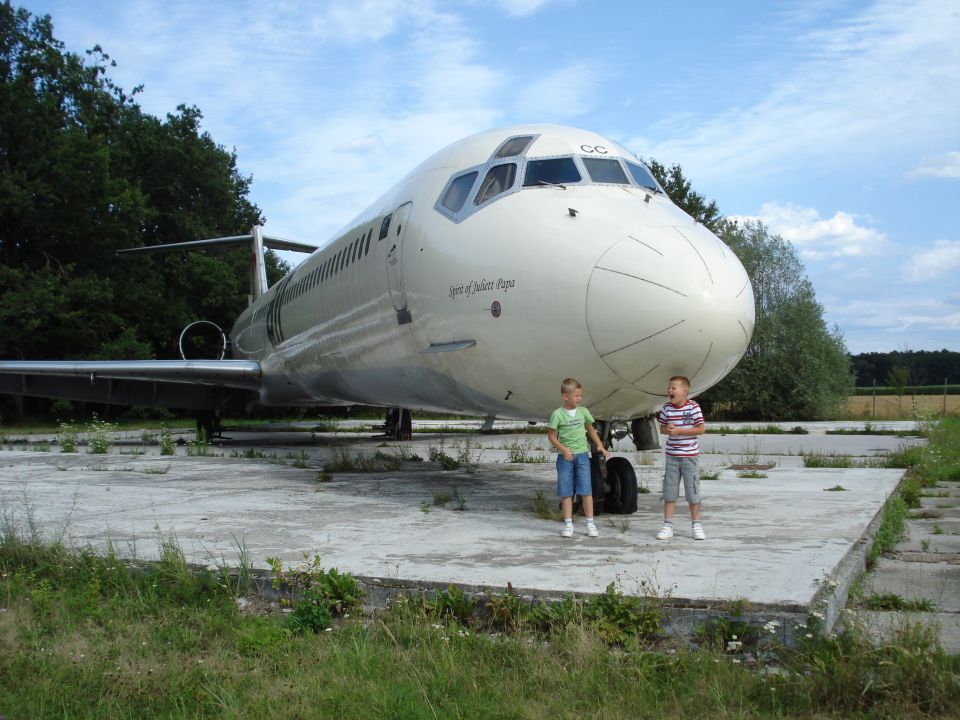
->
xmin=626 ymin=161 xmax=660 ymax=192
xmin=474 ymin=163 xmax=517 ymax=205
xmin=523 ymin=157 xmax=581 ymax=187
xmin=494 ymin=135 xmax=534 ymax=158
xmin=440 ymin=171 xmax=478 ymax=213
xmin=582 ymin=157 xmax=629 ymax=184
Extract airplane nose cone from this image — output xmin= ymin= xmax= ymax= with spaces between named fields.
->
xmin=585 ymin=225 xmax=754 ymax=395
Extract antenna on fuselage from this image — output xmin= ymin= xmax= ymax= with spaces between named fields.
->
xmin=117 ymin=227 xmax=318 ymax=304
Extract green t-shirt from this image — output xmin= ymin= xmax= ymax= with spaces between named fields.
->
xmin=548 ymin=405 xmax=595 ymax=455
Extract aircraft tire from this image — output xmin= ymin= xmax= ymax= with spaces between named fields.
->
xmin=607 ymin=457 xmax=638 ymax=514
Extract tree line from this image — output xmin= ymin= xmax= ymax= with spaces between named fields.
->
xmin=3 ymin=3 xmax=858 ymax=421
xmin=850 ymin=350 xmax=960 ymax=389
xmin=1 ymin=2 xmax=285 ymax=370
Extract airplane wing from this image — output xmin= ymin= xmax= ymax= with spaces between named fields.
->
xmin=0 ymin=360 xmax=261 ymax=411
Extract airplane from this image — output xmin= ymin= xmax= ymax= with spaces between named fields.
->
xmin=0 ymin=123 xmax=755 ymax=514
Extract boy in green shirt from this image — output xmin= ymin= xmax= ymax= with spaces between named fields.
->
xmin=547 ymin=378 xmax=611 ymax=538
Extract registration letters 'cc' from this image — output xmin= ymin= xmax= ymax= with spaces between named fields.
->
xmin=579 ymin=144 xmax=608 ymax=154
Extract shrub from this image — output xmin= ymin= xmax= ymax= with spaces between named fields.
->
xmin=86 ymin=414 xmax=116 ymax=454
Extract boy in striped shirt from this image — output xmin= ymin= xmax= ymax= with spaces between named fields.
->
xmin=656 ymin=375 xmax=707 ymax=540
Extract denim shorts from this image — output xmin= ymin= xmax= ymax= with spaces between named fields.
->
xmin=557 ymin=452 xmax=592 ymax=498
xmin=662 ymin=455 xmax=701 ymax=504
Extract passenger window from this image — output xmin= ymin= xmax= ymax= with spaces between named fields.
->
xmin=626 ymin=161 xmax=661 ymax=191
xmin=364 ymin=229 xmax=372 ymax=255
xmin=474 ymin=163 xmax=517 ymax=205
xmin=582 ymin=157 xmax=629 ymax=184
xmin=494 ymin=135 xmax=534 ymax=158
xmin=441 ymin=172 xmax=478 ymax=213
xmin=523 ymin=157 xmax=581 ymax=186
xmin=379 ymin=214 xmax=392 ymax=240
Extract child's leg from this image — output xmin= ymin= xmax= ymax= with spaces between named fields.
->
xmin=572 ymin=453 xmax=595 ymax=519
xmin=557 ymin=455 xmax=575 ymax=536
xmin=680 ymin=458 xmax=702 ymax=520
xmin=662 ymin=457 xmax=681 ymax=520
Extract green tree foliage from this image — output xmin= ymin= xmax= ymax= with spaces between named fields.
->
xmin=647 ymin=160 xmax=853 ymax=419
xmin=851 ymin=350 xmax=960 ymax=387
xmin=646 ymin=159 xmax=723 ymax=232
xmin=886 ymin=366 xmax=911 ymax=399
xmin=703 ymin=221 xmax=853 ymax=419
xmin=0 ymin=3 xmax=286 ymax=362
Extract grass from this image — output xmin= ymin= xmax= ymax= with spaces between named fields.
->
xmin=529 ymin=490 xmax=562 ymax=521
xmin=501 ymin=438 xmax=548 ymax=463
xmin=861 ymin=593 xmax=936 ymax=612
xmin=2 ymin=534 xmax=959 ymax=719
xmin=802 ymin=450 xmax=912 ymax=469
xmin=869 ymin=495 xmax=910 ymax=567
xmin=711 ymin=424 xmax=787 ymax=434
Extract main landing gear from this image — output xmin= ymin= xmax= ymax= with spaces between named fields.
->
xmin=382 ymin=408 xmax=412 ymax=441
xmin=196 ymin=410 xmax=222 ymax=440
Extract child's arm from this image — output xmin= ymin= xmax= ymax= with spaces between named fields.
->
xmin=585 ymin=423 xmax=611 ymax=457
xmin=547 ymin=428 xmax=573 ymax=460
xmin=663 ymin=422 xmax=706 ymax=437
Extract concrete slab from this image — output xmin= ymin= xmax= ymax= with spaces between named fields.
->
xmin=700 ymin=432 xmax=924 ymax=459
xmin=0 ymin=429 xmax=904 ymax=621
xmin=863 ymin=558 xmax=960 ymax=612
xmin=898 ymin=521 xmax=960 ymax=554
xmin=856 ymin=610 xmax=960 ymax=654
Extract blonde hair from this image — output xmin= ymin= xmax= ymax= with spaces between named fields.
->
xmin=669 ymin=375 xmax=691 ymax=389
xmin=560 ymin=377 xmax=582 ymax=394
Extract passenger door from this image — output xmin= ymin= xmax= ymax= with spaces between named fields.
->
xmin=386 ymin=201 xmax=413 ymax=321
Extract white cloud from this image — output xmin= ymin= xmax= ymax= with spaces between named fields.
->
xmin=732 ymin=202 xmax=889 ymax=260
xmin=624 ymin=0 xmax=960 ymax=184
xmin=492 ymin=0 xmax=556 ymax=16
xmin=827 ymin=295 xmax=960 ymax=352
xmin=905 ymin=239 xmax=960 ymax=282
xmin=513 ymin=62 xmax=598 ymax=119
xmin=907 ymin=151 xmax=960 ymax=180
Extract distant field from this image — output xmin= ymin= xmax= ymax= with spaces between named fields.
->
xmin=846 ymin=394 xmax=960 ymax=419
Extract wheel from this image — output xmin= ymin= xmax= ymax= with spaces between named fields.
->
xmin=607 ymin=457 xmax=638 ymax=514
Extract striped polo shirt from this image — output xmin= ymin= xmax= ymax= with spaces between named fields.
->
xmin=658 ymin=400 xmax=704 ymax=457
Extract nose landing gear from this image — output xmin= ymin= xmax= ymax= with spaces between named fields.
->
xmin=579 ymin=417 xmax=654 ymax=515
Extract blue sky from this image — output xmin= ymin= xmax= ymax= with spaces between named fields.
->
xmin=19 ymin=0 xmax=960 ymax=354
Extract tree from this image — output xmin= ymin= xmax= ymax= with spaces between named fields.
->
xmin=698 ymin=221 xmax=853 ymax=419
xmin=646 ymin=157 xmax=853 ymax=419
xmin=0 ymin=3 xmax=284 ymax=366
xmin=647 ymin=159 xmax=723 ymax=232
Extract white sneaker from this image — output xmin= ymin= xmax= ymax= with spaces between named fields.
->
xmin=692 ymin=523 xmax=706 ymax=541
xmin=561 ymin=524 xmax=574 ymax=538
xmin=656 ymin=524 xmax=674 ymax=540
xmin=587 ymin=522 xmax=599 ymax=538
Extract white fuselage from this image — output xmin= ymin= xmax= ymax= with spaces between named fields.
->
xmin=229 ymin=124 xmax=755 ymax=421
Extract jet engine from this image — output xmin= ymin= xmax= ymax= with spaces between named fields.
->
xmin=179 ymin=320 xmax=228 ymax=361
